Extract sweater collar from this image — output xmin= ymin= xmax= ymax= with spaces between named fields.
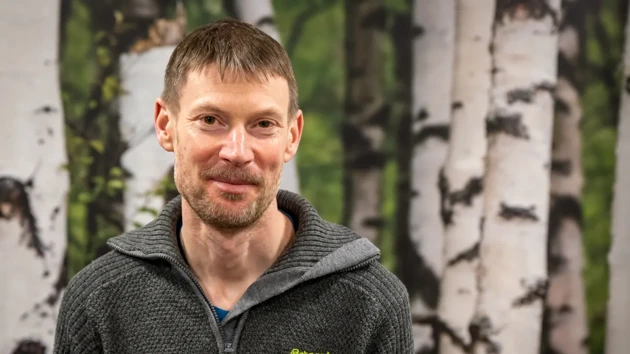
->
xmin=106 ymin=190 xmax=379 ymax=274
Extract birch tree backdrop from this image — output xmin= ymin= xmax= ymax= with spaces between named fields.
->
xmin=0 ymin=0 xmax=628 ymax=353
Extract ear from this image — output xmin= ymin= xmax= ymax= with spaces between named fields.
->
xmin=154 ymin=97 xmax=175 ymax=152
xmin=284 ymin=109 xmax=304 ymax=162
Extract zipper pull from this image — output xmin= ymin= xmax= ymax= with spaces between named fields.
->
xmin=224 ymin=342 xmax=235 ymax=353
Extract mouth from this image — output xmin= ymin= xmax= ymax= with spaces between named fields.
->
xmin=211 ymin=177 xmax=253 ymax=186
xmin=210 ymin=178 xmax=256 ymax=194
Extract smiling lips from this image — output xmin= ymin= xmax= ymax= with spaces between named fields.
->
xmin=211 ymin=178 xmax=254 ymax=194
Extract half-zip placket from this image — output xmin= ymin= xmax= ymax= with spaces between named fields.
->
xmin=108 ymin=245 xmax=233 ymax=353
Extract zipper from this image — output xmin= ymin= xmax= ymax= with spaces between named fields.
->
xmin=108 ymin=246 xmax=228 ymax=353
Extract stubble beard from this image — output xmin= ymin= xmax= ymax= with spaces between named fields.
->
xmin=175 ymin=157 xmax=282 ymax=229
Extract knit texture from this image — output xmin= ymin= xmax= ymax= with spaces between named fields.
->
xmin=53 ymin=190 xmax=413 ymax=354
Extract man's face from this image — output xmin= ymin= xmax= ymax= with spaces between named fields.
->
xmin=155 ymin=65 xmax=303 ymax=229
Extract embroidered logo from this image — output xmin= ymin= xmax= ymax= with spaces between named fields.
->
xmin=290 ymin=349 xmax=330 ymax=354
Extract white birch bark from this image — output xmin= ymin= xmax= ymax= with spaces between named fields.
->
xmin=437 ymin=1 xmax=494 ymax=352
xmin=120 ymin=46 xmax=176 ymax=230
xmin=545 ymin=1 xmax=588 ymax=351
xmin=474 ymin=2 xmax=561 ymax=354
xmin=409 ymin=0 xmax=455 ymax=351
xmin=0 ymin=0 xmax=69 ymax=352
xmin=605 ymin=4 xmax=630 ymax=353
xmin=234 ymin=0 xmax=300 ymax=194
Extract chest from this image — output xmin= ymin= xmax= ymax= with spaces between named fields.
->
xmin=92 ymin=269 xmax=377 ymax=354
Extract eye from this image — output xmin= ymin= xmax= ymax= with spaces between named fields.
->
xmin=203 ymin=116 xmax=217 ymax=125
xmin=258 ymin=120 xmax=273 ymax=128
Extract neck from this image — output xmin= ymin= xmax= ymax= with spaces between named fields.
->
xmin=179 ymin=198 xmax=294 ymax=308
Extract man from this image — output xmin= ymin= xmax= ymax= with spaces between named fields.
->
xmin=54 ymin=19 xmax=413 ymax=354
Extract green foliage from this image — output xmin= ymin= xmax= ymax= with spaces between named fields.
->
xmin=581 ymin=1 xmax=624 ymax=352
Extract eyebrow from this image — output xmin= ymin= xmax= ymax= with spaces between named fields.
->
xmin=189 ymin=102 xmax=284 ymax=121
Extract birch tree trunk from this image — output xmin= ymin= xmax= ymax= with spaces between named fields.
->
xmin=543 ymin=0 xmax=588 ymax=352
xmin=342 ymin=0 xmax=387 ymax=244
xmin=407 ymin=0 xmax=455 ymax=351
xmin=120 ymin=1 xmax=186 ymax=230
xmin=606 ymin=3 xmax=630 ymax=353
xmin=437 ymin=1 xmax=494 ymax=353
xmin=474 ymin=2 xmax=561 ymax=354
xmin=0 ymin=0 xmax=69 ymax=352
xmin=234 ymin=0 xmax=300 ymax=195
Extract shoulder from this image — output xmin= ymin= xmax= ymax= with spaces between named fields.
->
xmin=60 ymin=250 xmax=148 ymax=314
xmin=339 ymin=261 xmax=411 ymax=313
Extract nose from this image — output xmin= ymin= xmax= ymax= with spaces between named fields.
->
xmin=218 ymin=126 xmax=254 ymax=167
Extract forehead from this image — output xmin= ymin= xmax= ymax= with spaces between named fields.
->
xmin=178 ymin=65 xmax=290 ymax=116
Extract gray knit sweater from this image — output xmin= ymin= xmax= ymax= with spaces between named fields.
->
xmin=53 ymin=190 xmax=414 ymax=353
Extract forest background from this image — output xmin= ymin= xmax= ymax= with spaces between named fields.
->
xmin=1 ymin=0 xmax=626 ymax=353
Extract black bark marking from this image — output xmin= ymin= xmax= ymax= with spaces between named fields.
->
xmin=35 ymin=105 xmax=57 ymax=114
xmin=365 ymin=103 xmax=391 ymax=129
xmin=448 ymin=242 xmax=480 ymax=266
xmin=469 ymin=316 xmax=502 ymax=354
xmin=496 ymin=0 xmax=560 ymax=28
xmin=440 ymin=174 xmax=484 ymax=227
xmin=486 ymin=113 xmax=530 ymax=139
xmin=11 ymin=340 xmax=46 ymax=354
xmin=397 ymin=235 xmax=441 ymax=311
xmin=548 ymin=251 xmax=567 ymax=275
xmin=414 ymin=315 xmax=470 ymax=353
xmin=51 ymin=206 xmax=61 ymax=221
xmin=256 ymin=16 xmax=275 ymax=28
xmin=506 ymin=81 xmax=555 ymax=104
xmin=458 ymin=288 xmax=471 ymax=294
xmin=438 ymin=170 xmax=453 ymax=225
xmin=415 ymin=108 xmax=429 ymax=122
xmin=341 ymin=122 xmax=387 ymax=170
xmin=452 ymin=101 xmax=464 ymax=110
xmin=37 ymin=139 xmax=45 ymax=145
xmin=557 ymin=50 xmax=579 ymax=89
xmin=558 ymin=304 xmax=574 ymax=314
xmin=362 ymin=5 xmax=387 ymax=31
xmin=0 ymin=175 xmax=49 ymax=259
xmin=554 ymin=96 xmax=571 ymax=115
xmin=47 ymin=128 xmax=54 ymax=136
xmin=451 ymin=177 xmax=484 ymax=206
xmin=480 ymin=216 xmax=486 ymax=234
xmin=547 ymin=195 xmax=582 ymax=274
xmin=625 ymin=76 xmax=630 ymax=95
xmin=413 ymin=125 xmax=450 ymax=145
xmin=513 ymin=278 xmax=548 ymax=307
xmin=499 ymin=202 xmax=539 ymax=221
xmin=551 ymin=159 xmax=572 ymax=175
xmin=411 ymin=25 xmax=425 ymax=37
xmin=362 ymin=216 xmax=384 ymax=229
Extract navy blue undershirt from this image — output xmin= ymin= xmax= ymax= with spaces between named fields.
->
xmin=176 ymin=208 xmax=298 ymax=322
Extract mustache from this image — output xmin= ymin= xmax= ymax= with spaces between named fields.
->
xmin=199 ymin=165 xmax=264 ymax=185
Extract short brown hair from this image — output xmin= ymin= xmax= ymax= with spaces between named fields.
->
xmin=161 ymin=18 xmax=298 ymax=116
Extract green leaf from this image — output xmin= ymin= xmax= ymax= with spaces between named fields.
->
xmin=107 ymin=179 xmax=125 ymax=190
xmin=102 ymin=76 xmax=120 ymax=102
xmin=78 ymin=192 xmax=91 ymax=203
xmin=109 ymin=167 xmax=123 ymax=177
xmin=90 ymin=140 xmax=104 ymax=154
xmin=96 ymin=46 xmax=110 ymax=67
